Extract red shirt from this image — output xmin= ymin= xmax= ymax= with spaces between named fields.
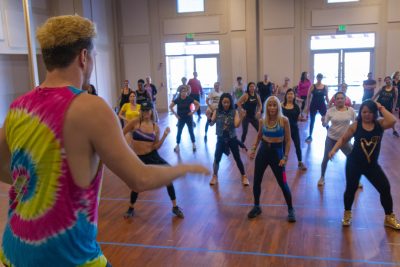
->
xmin=188 ymin=78 xmax=203 ymax=95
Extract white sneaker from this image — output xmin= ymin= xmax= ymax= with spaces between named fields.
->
xmin=192 ymin=143 xmax=196 ymax=152
xmin=174 ymin=145 xmax=180 ymax=152
xmin=318 ymin=177 xmax=325 ymax=186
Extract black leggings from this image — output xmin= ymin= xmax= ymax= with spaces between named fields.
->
xmin=130 ymin=150 xmax=176 ymax=205
xmin=176 ymin=116 xmax=195 ymax=144
xmin=309 ymin=102 xmax=327 ymax=136
xmin=253 ymin=141 xmax=293 ymax=209
xmin=345 ymin=160 xmax=393 ymax=214
xmin=300 ymin=96 xmax=307 ymax=112
xmin=213 ymin=137 xmax=245 ymax=176
xmin=241 ymin=116 xmax=259 ymax=143
xmin=290 ymin=124 xmax=302 ymax=162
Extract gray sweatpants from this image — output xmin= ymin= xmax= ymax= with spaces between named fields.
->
xmin=321 ymin=136 xmax=353 ymax=178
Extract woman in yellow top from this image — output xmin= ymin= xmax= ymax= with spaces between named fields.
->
xmin=119 ymin=92 xmax=141 ymax=123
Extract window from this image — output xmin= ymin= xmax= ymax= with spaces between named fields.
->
xmin=310 ymin=33 xmax=375 ymax=50
xmin=327 ymin=0 xmax=359 ymax=3
xmin=177 ymin=0 xmax=204 ymax=13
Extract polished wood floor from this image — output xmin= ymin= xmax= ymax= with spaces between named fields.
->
xmin=1 ymin=112 xmax=400 ymax=266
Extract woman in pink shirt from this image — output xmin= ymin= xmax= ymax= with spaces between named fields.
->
xmin=329 ymin=83 xmax=353 ymax=108
xmin=297 ymin=72 xmax=311 ymax=116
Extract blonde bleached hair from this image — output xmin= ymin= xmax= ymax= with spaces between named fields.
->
xmin=36 ymin=15 xmax=96 ymax=49
xmin=263 ymin=96 xmax=284 ymax=126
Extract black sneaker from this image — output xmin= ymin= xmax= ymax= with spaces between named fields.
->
xmin=124 ymin=207 xmax=134 ymax=219
xmin=172 ymin=206 xmax=184 ymax=218
xmin=393 ymin=131 xmax=399 ymax=137
xmin=288 ymin=208 xmax=296 ymax=222
xmin=305 ymin=136 xmax=312 ymax=143
xmin=247 ymin=206 xmax=262 ymax=219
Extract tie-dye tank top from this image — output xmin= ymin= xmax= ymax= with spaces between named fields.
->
xmin=0 ymin=87 xmax=107 ymax=267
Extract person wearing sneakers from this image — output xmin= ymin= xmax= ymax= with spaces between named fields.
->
xmin=205 ymin=82 xmax=223 ymax=140
xmin=209 ymin=93 xmax=248 ymax=186
xmin=170 ymin=86 xmax=199 ymax=152
xmin=281 ymin=89 xmax=307 ymax=171
xmin=248 ymin=96 xmax=295 ymax=222
xmin=329 ymin=100 xmax=400 ymax=230
xmin=123 ymin=101 xmax=184 ymax=218
xmin=318 ymin=92 xmax=356 ymax=186
xmin=305 ymin=73 xmax=329 ymax=142
xmin=373 ymin=76 xmax=399 ymax=137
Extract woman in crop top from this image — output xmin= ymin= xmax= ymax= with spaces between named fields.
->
xmin=282 ymin=89 xmax=307 ymax=170
xmin=247 ymin=96 xmax=295 ymax=222
xmin=329 ymin=100 xmax=400 ymax=230
xmin=123 ymin=101 xmax=184 ymax=218
xmin=237 ymin=82 xmax=262 ymax=143
xmin=305 ymin=73 xmax=329 ymax=142
xmin=118 ymin=92 xmax=141 ymax=124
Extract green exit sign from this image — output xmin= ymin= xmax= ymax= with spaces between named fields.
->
xmin=185 ymin=33 xmax=194 ymax=41
xmin=338 ymin=25 xmax=346 ymax=31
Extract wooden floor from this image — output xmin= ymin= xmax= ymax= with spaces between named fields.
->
xmin=1 ymin=112 xmax=400 ymax=266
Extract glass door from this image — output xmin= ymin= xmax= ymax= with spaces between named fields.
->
xmin=343 ymin=50 xmax=372 ymax=103
xmin=312 ymin=51 xmax=340 ymax=98
xmin=166 ymin=56 xmax=194 ymax=103
xmin=194 ymin=56 xmax=219 ymax=106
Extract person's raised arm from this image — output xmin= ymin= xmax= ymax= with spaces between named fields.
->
xmin=209 ymin=109 xmax=217 ymax=126
xmin=376 ymin=102 xmax=396 ymax=129
xmin=0 ymin=126 xmax=12 ymax=185
xmin=152 ymin=125 xmax=170 ymax=150
xmin=236 ymin=93 xmax=248 ymax=111
xmin=234 ymin=109 xmax=245 ymax=128
xmin=328 ymin=122 xmax=357 ymax=159
xmin=71 ymin=95 xmax=208 ymax=192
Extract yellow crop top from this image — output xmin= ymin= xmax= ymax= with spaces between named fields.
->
xmin=121 ymin=103 xmax=141 ymax=121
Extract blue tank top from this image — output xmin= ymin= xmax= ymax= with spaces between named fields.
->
xmin=262 ymin=120 xmax=284 ymax=138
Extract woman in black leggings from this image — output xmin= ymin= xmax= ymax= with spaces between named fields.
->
xmin=305 ymin=73 xmax=329 ymax=142
xmin=247 ymin=96 xmax=295 ymax=222
xmin=123 ymin=101 xmax=184 ymax=219
xmin=329 ymin=100 xmax=400 ymax=229
xmin=237 ymin=82 xmax=262 ymax=143
xmin=209 ymin=93 xmax=248 ymax=186
xmin=282 ymin=89 xmax=307 ymax=170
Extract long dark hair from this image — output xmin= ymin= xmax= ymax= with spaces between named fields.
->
xmin=300 ymin=72 xmax=308 ymax=82
xmin=357 ymin=100 xmax=378 ymax=123
xmin=283 ymin=88 xmax=295 ymax=107
xmin=246 ymin=82 xmax=256 ymax=94
xmin=217 ymin=93 xmax=234 ymax=112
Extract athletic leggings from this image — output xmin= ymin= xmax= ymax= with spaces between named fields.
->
xmin=213 ymin=137 xmax=245 ymax=176
xmin=176 ymin=116 xmax=195 ymax=144
xmin=129 ymin=150 xmax=176 ymax=205
xmin=344 ymin=160 xmax=393 ymax=214
xmin=289 ymin=124 xmax=302 ymax=162
xmin=321 ymin=136 xmax=352 ymax=178
xmin=309 ymin=102 xmax=327 ymax=136
xmin=300 ymin=96 xmax=307 ymax=113
xmin=241 ymin=116 xmax=259 ymax=143
xmin=253 ymin=141 xmax=293 ymax=209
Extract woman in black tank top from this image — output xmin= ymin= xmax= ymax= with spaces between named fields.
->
xmin=329 ymin=100 xmax=400 ymax=230
xmin=237 ymin=82 xmax=262 ymax=143
xmin=373 ymin=76 xmax=399 ymax=137
xmin=281 ymin=89 xmax=307 ymax=170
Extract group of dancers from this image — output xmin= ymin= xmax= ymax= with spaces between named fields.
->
xmin=1 ymin=14 xmax=399 ymax=267
xmin=118 ymin=71 xmax=400 ymax=230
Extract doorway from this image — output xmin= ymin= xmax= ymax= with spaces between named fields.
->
xmin=165 ymin=41 xmax=220 ymax=106
xmin=311 ymin=33 xmax=375 ymax=103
